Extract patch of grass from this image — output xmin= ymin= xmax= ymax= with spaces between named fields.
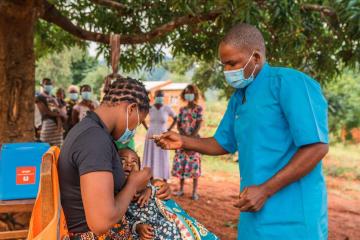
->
xmin=202 ymin=155 xmax=238 ymax=175
xmin=324 ymin=143 xmax=360 ymax=180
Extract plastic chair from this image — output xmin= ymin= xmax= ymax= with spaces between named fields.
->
xmin=27 ymin=146 xmax=68 ymax=240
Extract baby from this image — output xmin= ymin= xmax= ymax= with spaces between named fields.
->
xmin=118 ymin=147 xmax=181 ymax=239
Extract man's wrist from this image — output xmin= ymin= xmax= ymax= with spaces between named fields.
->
xmin=260 ymin=182 xmax=275 ymax=198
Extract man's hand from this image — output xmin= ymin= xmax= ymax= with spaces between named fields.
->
xmin=137 ymin=187 xmax=152 ymax=207
xmin=137 ymin=224 xmax=154 ymax=240
xmin=152 ymin=131 xmax=183 ymax=150
xmin=153 ymin=180 xmax=172 ymax=200
xmin=234 ymin=185 xmax=270 ymax=212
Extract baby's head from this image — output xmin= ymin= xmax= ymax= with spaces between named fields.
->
xmin=117 ymin=147 xmax=140 ymax=178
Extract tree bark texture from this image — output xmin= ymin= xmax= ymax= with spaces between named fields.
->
xmin=0 ymin=0 xmax=38 ymax=143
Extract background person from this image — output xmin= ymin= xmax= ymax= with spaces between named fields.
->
xmin=72 ymin=84 xmax=98 ymax=125
xmin=142 ymin=90 xmax=177 ymax=181
xmin=35 ymin=78 xmax=65 ymax=146
xmin=172 ymin=84 xmax=203 ymax=200
xmin=64 ymin=85 xmax=79 ymax=136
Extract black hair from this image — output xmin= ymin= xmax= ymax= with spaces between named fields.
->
xmin=155 ymin=90 xmax=164 ymax=97
xmin=102 ymin=75 xmax=150 ymax=112
xmin=80 ymin=84 xmax=92 ymax=93
xmin=42 ymin=78 xmax=52 ymax=85
xmin=180 ymin=84 xmax=200 ymax=102
xmin=222 ymin=23 xmax=266 ymax=56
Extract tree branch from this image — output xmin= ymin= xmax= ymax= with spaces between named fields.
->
xmin=301 ymin=4 xmax=336 ymax=17
xmin=40 ymin=0 xmax=222 ymax=45
xmin=89 ymin=0 xmax=129 ymax=12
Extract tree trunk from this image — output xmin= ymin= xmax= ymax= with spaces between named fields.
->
xmin=0 ymin=1 xmax=38 ymax=143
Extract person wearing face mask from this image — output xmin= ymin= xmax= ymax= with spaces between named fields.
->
xmin=153 ymin=23 xmax=329 ymax=240
xmin=58 ymin=75 xmax=172 ymax=239
xmin=64 ymin=85 xmax=79 ymax=136
xmin=172 ymin=84 xmax=203 ymax=200
xmin=72 ymin=84 xmax=99 ymax=126
xmin=142 ymin=90 xmax=177 ymax=181
xmin=35 ymin=78 xmax=65 ymax=146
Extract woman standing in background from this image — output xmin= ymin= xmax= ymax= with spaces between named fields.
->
xmin=143 ymin=90 xmax=177 ymax=181
xmin=172 ymin=84 xmax=203 ymax=200
xmin=72 ymin=84 xmax=99 ymax=125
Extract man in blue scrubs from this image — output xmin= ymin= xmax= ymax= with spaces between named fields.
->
xmin=154 ymin=23 xmax=329 ymax=239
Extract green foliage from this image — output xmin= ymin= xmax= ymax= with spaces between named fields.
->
xmin=35 ymin=47 xmax=73 ymax=88
xmin=35 ymin=20 xmax=84 ymax=59
xmin=36 ymin=0 xmax=359 ymax=85
xmin=324 ymin=70 xmax=360 ymax=139
xmin=71 ymin=51 xmax=98 ymax=85
xmin=35 ymin=46 xmax=100 ymax=91
xmin=80 ymin=65 xmax=109 ymax=97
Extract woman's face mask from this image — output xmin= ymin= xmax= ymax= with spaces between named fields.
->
xmin=117 ymin=105 xmax=140 ymax=144
xmin=81 ymin=91 xmax=92 ymax=100
xmin=155 ymin=96 xmax=164 ymax=104
xmin=184 ymin=93 xmax=195 ymax=102
xmin=69 ymin=93 xmax=79 ymax=101
xmin=223 ymin=52 xmax=257 ymax=89
xmin=44 ymin=85 xmax=53 ymax=94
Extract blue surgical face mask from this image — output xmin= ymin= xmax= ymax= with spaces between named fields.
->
xmin=184 ymin=93 xmax=195 ymax=102
xmin=155 ymin=96 xmax=164 ymax=104
xmin=117 ymin=106 xmax=140 ymax=144
xmin=81 ymin=91 xmax=92 ymax=100
xmin=44 ymin=85 xmax=53 ymax=94
xmin=223 ymin=52 xmax=257 ymax=89
xmin=69 ymin=93 xmax=79 ymax=101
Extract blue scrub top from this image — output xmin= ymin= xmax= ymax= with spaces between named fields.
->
xmin=214 ymin=63 xmax=328 ymax=240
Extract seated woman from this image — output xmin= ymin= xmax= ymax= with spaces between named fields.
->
xmin=58 ymin=75 xmax=171 ymax=240
xmin=118 ymin=147 xmax=219 ymax=240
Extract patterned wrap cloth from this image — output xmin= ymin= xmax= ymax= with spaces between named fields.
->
xmin=68 ymin=217 xmax=132 ymax=240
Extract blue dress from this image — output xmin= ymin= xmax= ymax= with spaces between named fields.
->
xmin=214 ymin=63 xmax=329 ymax=240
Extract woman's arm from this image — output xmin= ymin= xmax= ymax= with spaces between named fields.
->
xmin=71 ymin=108 xmax=80 ymax=126
xmin=80 ymin=169 xmax=151 ymax=235
xmin=36 ymin=101 xmax=60 ymax=118
xmin=190 ymin=120 xmax=202 ymax=137
xmin=176 ymin=120 xmax=186 ymax=136
xmin=167 ymin=116 xmax=177 ymax=131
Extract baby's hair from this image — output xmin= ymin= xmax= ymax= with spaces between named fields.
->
xmin=181 ymin=84 xmax=200 ymax=102
xmin=102 ymin=74 xmax=150 ymax=112
xmin=118 ymin=147 xmax=141 ymax=168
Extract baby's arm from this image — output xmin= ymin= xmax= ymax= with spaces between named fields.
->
xmin=137 ymin=184 xmax=157 ymax=207
xmin=126 ymin=203 xmax=155 ymax=239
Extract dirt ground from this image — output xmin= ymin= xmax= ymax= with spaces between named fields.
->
xmin=169 ymin=173 xmax=360 ymax=240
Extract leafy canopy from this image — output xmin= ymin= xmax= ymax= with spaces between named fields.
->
xmin=36 ymin=0 xmax=359 ymax=87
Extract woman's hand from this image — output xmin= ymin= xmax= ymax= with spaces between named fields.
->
xmin=153 ymin=181 xmax=172 ymax=200
xmin=137 ymin=224 xmax=154 ymax=240
xmin=137 ymin=187 xmax=152 ymax=207
xmin=152 ymin=131 xmax=183 ymax=150
xmin=127 ymin=168 xmax=152 ymax=192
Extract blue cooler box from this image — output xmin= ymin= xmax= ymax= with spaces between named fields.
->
xmin=0 ymin=142 xmax=50 ymax=200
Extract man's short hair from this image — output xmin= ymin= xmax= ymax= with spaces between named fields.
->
xmin=222 ymin=23 xmax=266 ymax=55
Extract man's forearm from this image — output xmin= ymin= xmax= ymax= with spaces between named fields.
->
xmin=181 ymin=136 xmax=228 ymax=156
xmin=262 ymin=143 xmax=329 ymax=197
